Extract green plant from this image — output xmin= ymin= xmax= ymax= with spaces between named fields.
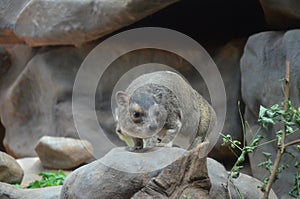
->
xmin=16 ymin=170 xmax=67 ymax=189
xmin=222 ymin=61 xmax=300 ymax=199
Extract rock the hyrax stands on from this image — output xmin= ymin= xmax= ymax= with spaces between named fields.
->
xmin=115 ymin=71 xmax=216 ymax=151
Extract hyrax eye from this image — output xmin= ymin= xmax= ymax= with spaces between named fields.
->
xmin=133 ymin=111 xmax=141 ymax=118
xmin=131 ymin=111 xmax=143 ymax=123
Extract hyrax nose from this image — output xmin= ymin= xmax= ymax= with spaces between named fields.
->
xmin=116 ymin=126 xmax=122 ymax=135
xmin=149 ymin=124 xmax=158 ymax=131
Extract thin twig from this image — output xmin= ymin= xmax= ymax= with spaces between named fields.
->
xmin=227 ymin=176 xmax=233 ymax=199
xmin=238 ymin=101 xmax=246 ymax=147
xmin=263 ymin=60 xmax=290 ymax=199
xmin=284 ymin=139 xmax=300 ymax=148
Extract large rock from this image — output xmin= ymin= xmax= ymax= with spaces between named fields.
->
xmin=208 ymin=158 xmax=278 ymax=199
xmin=0 ymin=151 xmax=23 ymax=184
xmin=0 ymin=0 xmax=178 ymax=46
xmin=61 ymin=144 xmax=277 ymax=199
xmin=131 ymin=143 xmax=211 ymax=198
xmin=35 ymin=136 xmax=94 ymax=170
xmin=241 ymin=30 xmax=300 ymax=198
xmin=259 ymin=0 xmax=300 ymax=28
xmin=60 ymin=145 xmax=200 ymax=199
xmin=0 ymin=182 xmax=61 ymax=199
xmin=0 ymin=45 xmax=93 ymax=157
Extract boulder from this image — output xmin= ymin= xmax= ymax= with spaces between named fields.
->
xmin=35 ymin=136 xmax=94 ymax=170
xmin=0 ymin=45 xmax=35 ymax=155
xmin=0 ymin=45 xmax=93 ymax=157
xmin=241 ymin=30 xmax=300 ymax=198
xmin=61 ymin=147 xmax=210 ymax=199
xmin=208 ymin=158 xmax=278 ymax=199
xmin=0 ymin=0 xmax=178 ymax=46
xmin=61 ymin=144 xmax=277 ymax=199
xmin=0 ymin=182 xmax=61 ymax=199
xmin=230 ymin=173 xmax=278 ymax=199
xmin=0 ymin=151 xmax=23 ymax=184
xmin=131 ymin=143 xmax=211 ymax=198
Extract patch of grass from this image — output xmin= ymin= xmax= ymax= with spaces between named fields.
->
xmin=16 ymin=170 xmax=67 ymax=189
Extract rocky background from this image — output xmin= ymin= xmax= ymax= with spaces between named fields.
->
xmin=0 ymin=0 xmax=299 ymax=198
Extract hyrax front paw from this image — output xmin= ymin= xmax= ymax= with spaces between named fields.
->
xmin=126 ymin=145 xmax=143 ymax=152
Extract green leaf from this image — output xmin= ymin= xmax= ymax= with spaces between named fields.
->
xmin=26 ymin=170 xmax=67 ymax=189
xmin=262 ymin=152 xmax=272 ymax=159
xmin=262 ymin=117 xmax=275 ymax=125
xmin=231 ymin=171 xmax=240 ymax=179
xmin=286 ymin=126 xmax=294 ymax=134
xmin=295 ymin=161 xmax=300 ymax=169
xmin=14 ymin=184 xmax=22 ymax=189
xmin=259 ymin=105 xmax=268 ymax=118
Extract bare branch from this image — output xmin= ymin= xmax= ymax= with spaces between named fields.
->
xmin=263 ymin=60 xmax=290 ymax=199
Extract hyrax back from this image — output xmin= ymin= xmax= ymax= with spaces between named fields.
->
xmin=115 ymin=71 xmax=216 ymax=150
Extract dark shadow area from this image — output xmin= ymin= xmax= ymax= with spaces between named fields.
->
xmin=122 ymin=0 xmax=267 ymax=52
xmin=0 ymin=119 xmax=5 ymax=152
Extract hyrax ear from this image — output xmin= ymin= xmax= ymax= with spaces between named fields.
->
xmin=116 ymin=91 xmax=129 ymax=107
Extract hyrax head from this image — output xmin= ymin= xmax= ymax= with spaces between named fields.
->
xmin=115 ymin=86 xmax=168 ymax=139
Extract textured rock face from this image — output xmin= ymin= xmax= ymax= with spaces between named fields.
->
xmin=208 ymin=158 xmax=278 ymax=199
xmin=0 ymin=45 xmax=93 ymax=157
xmin=131 ymin=143 xmax=211 ymax=198
xmin=60 ymin=147 xmax=168 ymax=199
xmin=241 ymin=30 xmax=300 ymax=198
xmin=61 ymin=145 xmax=277 ymax=199
xmin=0 ymin=0 xmax=178 ymax=46
xmin=35 ymin=136 xmax=93 ymax=170
xmin=0 ymin=151 xmax=23 ymax=184
xmin=259 ymin=0 xmax=300 ymax=28
xmin=61 ymin=145 xmax=210 ymax=199
xmin=0 ymin=182 xmax=61 ymax=199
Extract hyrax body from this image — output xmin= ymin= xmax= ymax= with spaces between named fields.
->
xmin=115 ymin=71 xmax=216 ymax=151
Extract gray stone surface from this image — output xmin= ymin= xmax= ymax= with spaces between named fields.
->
xmin=0 ymin=0 xmax=178 ymax=46
xmin=61 ymin=144 xmax=277 ymax=199
xmin=62 ymin=145 xmax=210 ymax=199
xmin=35 ymin=136 xmax=94 ymax=170
xmin=0 ymin=182 xmax=61 ymax=199
xmin=131 ymin=142 xmax=211 ymax=198
xmin=208 ymin=158 xmax=278 ymax=199
xmin=60 ymin=147 xmax=165 ymax=199
xmin=231 ymin=173 xmax=278 ymax=199
xmin=0 ymin=151 xmax=23 ymax=184
xmin=241 ymin=30 xmax=300 ymax=198
xmin=0 ymin=45 xmax=93 ymax=157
